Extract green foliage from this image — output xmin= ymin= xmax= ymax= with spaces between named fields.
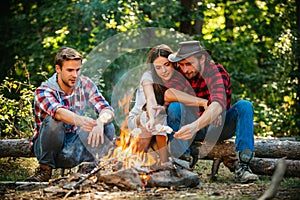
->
xmin=196 ymin=0 xmax=298 ymax=136
xmin=0 ymin=0 xmax=298 ymax=138
xmin=0 ymin=77 xmax=35 ymax=139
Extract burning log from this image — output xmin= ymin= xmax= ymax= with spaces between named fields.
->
xmin=97 ymin=168 xmax=142 ymax=190
xmin=146 ymin=167 xmax=200 ymax=188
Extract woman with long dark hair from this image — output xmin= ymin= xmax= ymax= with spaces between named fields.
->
xmin=128 ymin=44 xmax=197 ymax=168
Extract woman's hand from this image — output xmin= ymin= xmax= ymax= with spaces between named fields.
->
xmin=145 ymin=105 xmax=166 ymax=132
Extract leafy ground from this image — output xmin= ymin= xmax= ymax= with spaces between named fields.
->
xmin=0 ymin=158 xmax=299 ymax=199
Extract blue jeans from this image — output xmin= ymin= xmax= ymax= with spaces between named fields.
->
xmin=33 ymin=116 xmax=116 ymax=169
xmin=167 ymin=100 xmax=255 ymax=155
xmin=167 ymin=102 xmax=194 ymax=158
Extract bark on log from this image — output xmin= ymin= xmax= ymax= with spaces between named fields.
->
xmin=0 ymin=139 xmax=33 ymax=158
xmin=255 ymin=139 xmax=300 ymax=160
xmin=196 ymin=139 xmax=300 ymax=160
xmin=250 ymin=158 xmax=300 ymax=178
xmin=1 ymin=138 xmax=299 ymax=159
xmin=193 ymin=139 xmax=300 ymax=178
xmin=1 ymin=138 xmax=300 ymax=178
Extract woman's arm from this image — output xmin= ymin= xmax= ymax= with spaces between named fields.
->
xmin=142 ymin=79 xmax=158 ymax=131
xmin=164 ymin=88 xmax=208 ymax=109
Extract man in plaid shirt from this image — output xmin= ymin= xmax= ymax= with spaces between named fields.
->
xmin=26 ymin=47 xmax=115 ymax=182
xmin=166 ymin=41 xmax=258 ymax=183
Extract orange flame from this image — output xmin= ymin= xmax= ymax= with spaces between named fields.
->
xmin=101 ymin=93 xmax=158 ymax=174
xmin=108 ymin=127 xmax=157 ymax=169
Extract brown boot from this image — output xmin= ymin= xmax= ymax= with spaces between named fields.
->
xmin=25 ymin=164 xmax=52 ymax=182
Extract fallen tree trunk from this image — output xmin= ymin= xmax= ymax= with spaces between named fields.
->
xmin=254 ymin=139 xmax=300 ymax=160
xmin=193 ymin=139 xmax=300 ymax=178
xmin=250 ymin=158 xmax=300 ymax=178
xmin=0 ymin=139 xmax=33 ymax=158
xmin=196 ymin=139 xmax=300 ymax=160
xmin=1 ymin=138 xmax=299 ymax=159
xmin=1 ymin=138 xmax=300 ymax=178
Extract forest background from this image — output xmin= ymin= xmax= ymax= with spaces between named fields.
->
xmin=0 ymin=0 xmax=299 ymax=140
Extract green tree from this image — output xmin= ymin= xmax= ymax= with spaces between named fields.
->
xmin=0 ymin=0 xmax=298 ymax=138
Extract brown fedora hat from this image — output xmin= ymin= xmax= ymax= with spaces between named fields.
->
xmin=168 ymin=40 xmax=205 ymax=62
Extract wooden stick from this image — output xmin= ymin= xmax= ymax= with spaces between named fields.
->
xmin=258 ymin=158 xmax=287 ymax=200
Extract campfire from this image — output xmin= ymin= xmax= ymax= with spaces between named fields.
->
xmin=41 ymin=126 xmax=200 ymax=197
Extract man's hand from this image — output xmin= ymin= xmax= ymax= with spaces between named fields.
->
xmin=80 ymin=116 xmax=97 ymax=132
xmin=88 ymin=121 xmax=104 ymax=148
xmin=174 ymin=122 xmax=198 ymax=140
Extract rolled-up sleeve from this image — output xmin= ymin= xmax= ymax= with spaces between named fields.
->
xmin=35 ymin=87 xmax=66 ymax=118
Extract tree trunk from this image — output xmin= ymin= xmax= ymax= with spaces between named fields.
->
xmin=1 ymin=138 xmax=300 ymax=178
xmin=179 ymin=0 xmax=203 ymax=36
xmin=296 ymin=0 xmax=300 ymax=137
xmin=194 ymin=139 xmax=300 ymax=178
xmin=254 ymin=139 xmax=300 ymax=160
xmin=0 ymin=139 xmax=33 ymax=158
xmin=196 ymin=139 xmax=300 ymax=160
xmin=250 ymin=158 xmax=300 ymax=178
xmin=1 ymin=138 xmax=299 ymax=159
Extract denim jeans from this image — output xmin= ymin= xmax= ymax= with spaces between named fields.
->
xmin=167 ymin=102 xmax=194 ymax=158
xmin=33 ymin=116 xmax=116 ymax=169
xmin=167 ymin=100 xmax=255 ymax=156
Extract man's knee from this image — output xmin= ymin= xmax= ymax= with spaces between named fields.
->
xmin=235 ymin=100 xmax=253 ymax=113
xmin=167 ymin=102 xmax=183 ymax=119
xmin=40 ymin=116 xmax=64 ymax=136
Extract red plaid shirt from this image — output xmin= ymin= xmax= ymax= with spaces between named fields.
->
xmin=32 ymin=74 xmax=112 ymax=142
xmin=186 ymin=62 xmax=231 ymax=115
xmin=164 ymin=70 xmax=195 ymax=95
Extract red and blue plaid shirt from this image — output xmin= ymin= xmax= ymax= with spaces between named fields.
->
xmin=32 ymin=74 xmax=112 ymax=142
xmin=164 ymin=70 xmax=195 ymax=95
xmin=185 ymin=62 xmax=232 ymax=116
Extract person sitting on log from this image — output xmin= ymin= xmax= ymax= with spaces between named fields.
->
xmin=165 ymin=40 xmax=259 ymax=183
xmin=26 ymin=47 xmax=116 ymax=182
xmin=128 ymin=44 xmax=200 ymax=168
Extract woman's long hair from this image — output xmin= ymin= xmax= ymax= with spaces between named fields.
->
xmin=146 ymin=44 xmax=173 ymax=106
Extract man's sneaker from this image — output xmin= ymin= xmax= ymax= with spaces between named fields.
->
xmin=235 ymin=163 xmax=259 ymax=183
xmin=26 ymin=165 xmax=52 ymax=182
